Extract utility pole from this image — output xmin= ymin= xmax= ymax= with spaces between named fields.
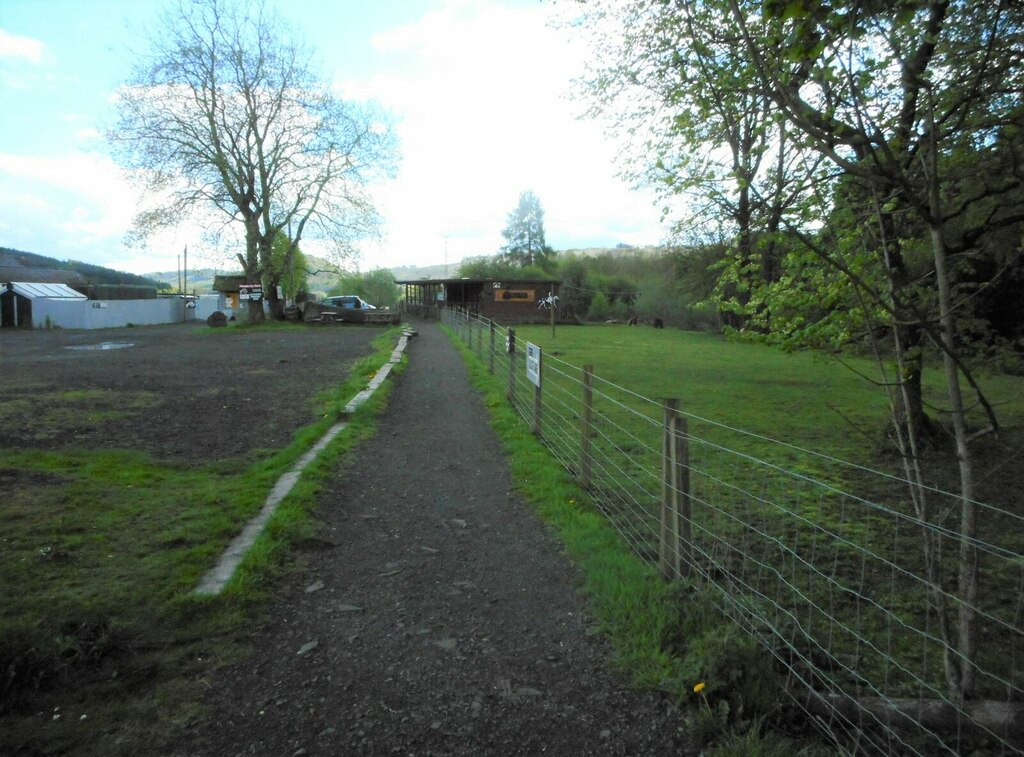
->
xmin=550 ymin=288 xmax=555 ymax=338
xmin=183 ymin=244 xmax=188 ymax=322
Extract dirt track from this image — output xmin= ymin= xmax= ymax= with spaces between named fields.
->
xmin=173 ymin=321 xmax=690 ymax=756
xmin=0 ymin=323 xmax=380 ymax=465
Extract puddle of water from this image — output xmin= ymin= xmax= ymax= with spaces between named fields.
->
xmin=65 ymin=342 xmax=135 ymax=351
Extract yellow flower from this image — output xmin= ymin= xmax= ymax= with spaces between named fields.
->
xmin=693 ymin=681 xmax=706 ymax=693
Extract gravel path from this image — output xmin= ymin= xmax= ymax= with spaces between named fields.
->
xmin=176 ymin=321 xmax=690 ymax=756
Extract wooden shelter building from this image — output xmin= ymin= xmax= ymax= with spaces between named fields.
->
xmin=397 ymin=278 xmax=561 ymax=323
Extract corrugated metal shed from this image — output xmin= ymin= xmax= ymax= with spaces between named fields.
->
xmin=5 ymin=282 xmax=87 ymax=299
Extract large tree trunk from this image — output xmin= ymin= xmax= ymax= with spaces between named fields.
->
xmin=240 ymin=223 xmax=265 ymax=325
xmin=266 ymin=284 xmax=286 ymax=321
xmin=891 ymin=325 xmax=945 ymax=447
xmin=720 ymin=180 xmax=754 ymax=331
xmin=876 ymin=198 xmax=942 ymax=447
xmin=246 ymin=298 xmax=265 ymax=324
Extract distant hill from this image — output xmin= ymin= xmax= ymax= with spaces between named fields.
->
xmin=144 ymin=267 xmax=221 ymax=293
xmin=390 ymin=263 xmax=455 ymax=280
xmin=144 ymin=255 xmax=342 ymax=295
xmin=0 ymin=247 xmax=168 ymax=290
xmin=558 ymin=245 xmax=666 ymax=258
xmin=3 ymin=245 xmax=658 ymax=296
xmin=144 ymin=256 xmax=459 ymax=295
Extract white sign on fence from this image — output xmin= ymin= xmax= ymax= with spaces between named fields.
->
xmin=526 ymin=342 xmax=541 ymax=387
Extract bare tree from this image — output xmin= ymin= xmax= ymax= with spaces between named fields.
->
xmin=109 ymin=0 xmax=397 ymax=322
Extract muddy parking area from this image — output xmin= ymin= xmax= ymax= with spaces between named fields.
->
xmin=0 ymin=323 xmax=383 ymax=465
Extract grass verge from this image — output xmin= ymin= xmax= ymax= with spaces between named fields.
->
xmin=443 ymin=325 xmax=829 ymax=755
xmin=0 ymin=328 xmax=405 ymax=756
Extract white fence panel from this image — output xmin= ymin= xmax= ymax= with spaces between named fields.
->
xmin=31 ymin=299 xmax=189 ymax=329
xmin=194 ymin=295 xmax=221 ymax=321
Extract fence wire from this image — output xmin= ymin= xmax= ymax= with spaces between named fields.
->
xmin=441 ymin=308 xmax=1024 ymax=755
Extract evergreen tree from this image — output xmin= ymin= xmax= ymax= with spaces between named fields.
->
xmin=500 ymin=190 xmax=551 ymax=269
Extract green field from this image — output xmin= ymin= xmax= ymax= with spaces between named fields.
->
xmin=450 ymin=319 xmax=1024 ymax=750
xmin=511 ymin=323 xmax=1024 ymax=500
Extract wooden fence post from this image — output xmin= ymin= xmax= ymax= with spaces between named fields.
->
xmin=581 ymin=364 xmax=593 ymax=489
xmin=660 ymin=398 xmax=684 ymax=580
xmin=507 ymin=328 xmax=516 ymax=405
xmin=678 ymin=415 xmax=691 ymax=577
xmin=488 ymin=321 xmax=496 ymax=375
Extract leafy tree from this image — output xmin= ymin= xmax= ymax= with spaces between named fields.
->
xmin=579 ymin=1 xmax=824 ymax=329
xmin=109 ymin=0 xmax=397 ymax=324
xmin=500 ymin=190 xmax=552 ymax=269
xmin=634 ymin=254 xmax=719 ymax=330
xmin=720 ymin=0 xmax=1024 ymax=700
xmin=555 ymin=255 xmax=593 ymax=320
xmin=457 ymin=256 xmax=501 ymax=279
xmin=587 ymin=291 xmax=613 ymax=321
xmin=329 ymin=268 xmax=399 ymax=309
xmin=457 ymin=254 xmax=552 ymax=282
xmin=669 ymin=244 xmax=728 ymax=305
xmin=265 ymin=232 xmax=307 ymax=307
xmin=577 ymin=0 xmax=1024 ymax=703
xmin=457 ymin=254 xmax=520 ymax=280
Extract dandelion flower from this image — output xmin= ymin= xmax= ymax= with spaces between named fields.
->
xmin=693 ymin=681 xmax=706 ymax=693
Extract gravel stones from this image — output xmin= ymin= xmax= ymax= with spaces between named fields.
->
xmin=173 ymin=322 xmax=690 ymax=756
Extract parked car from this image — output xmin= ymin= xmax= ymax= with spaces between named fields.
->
xmin=307 ymin=295 xmax=399 ymax=325
xmin=320 ymin=295 xmax=377 ymax=311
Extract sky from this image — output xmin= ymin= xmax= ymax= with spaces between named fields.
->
xmin=0 ymin=0 xmax=663 ymax=276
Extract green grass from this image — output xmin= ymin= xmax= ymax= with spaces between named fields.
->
xmin=0 ymin=389 xmax=162 ymax=441
xmin=447 ymin=321 xmax=1024 ymax=752
xmin=0 ymin=327 xmax=405 ymax=756
xmin=515 ymin=324 xmax=1024 ymax=475
xmin=444 ymin=324 xmax=827 ymax=754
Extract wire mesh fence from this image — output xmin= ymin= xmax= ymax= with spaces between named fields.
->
xmin=441 ymin=307 xmax=1024 ymax=755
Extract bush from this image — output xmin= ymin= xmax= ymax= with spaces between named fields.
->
xmin=588 ymin=291 xmax=612 ymax=321
xmin=635 ymin=277 xmax=720 ymax=331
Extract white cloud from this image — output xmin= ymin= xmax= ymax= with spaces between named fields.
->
xmin=0 ymin=152 xmax=129 ymax=206
xmin=0 ymin=2 xmax=664 ymax=277
xmin=0 ymin=28 xmax=56 ymax=90
xmin=338 ymin=0 xmax=663 ymax=271
xmin=74 ymin=127 xmax=103 ymax=143
xmin=0 ymin=151 xmax=188 ymax=272
xmin=0 ymin=28 xmax=48 ymax=64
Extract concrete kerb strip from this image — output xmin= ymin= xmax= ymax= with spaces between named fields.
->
xmin=193 ymin=423 xmax=348 ymax=595
xmin=194 ymin=330 xmax=414 ymax=596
